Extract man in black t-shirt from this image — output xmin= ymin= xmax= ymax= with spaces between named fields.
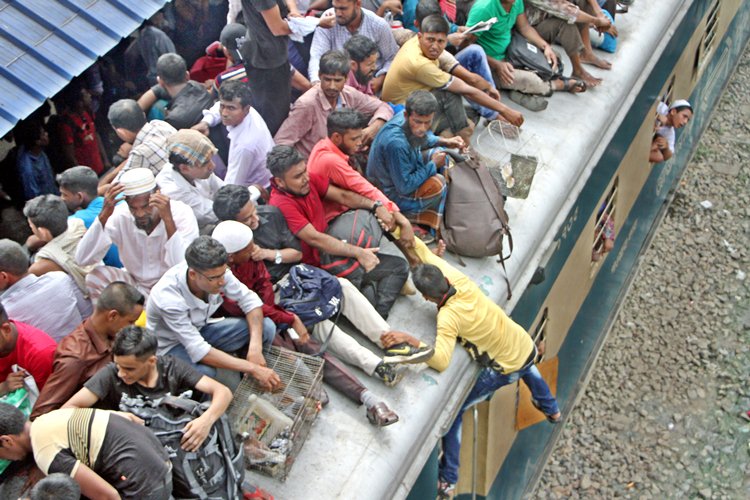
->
xmin=63 ymin=326 xmax=232 ymax=453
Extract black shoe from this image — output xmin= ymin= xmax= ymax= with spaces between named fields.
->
xmin=374 ymin=362 xmax=403 ymax=387
xmin=383 ymin=342 xmax=434 ymax=364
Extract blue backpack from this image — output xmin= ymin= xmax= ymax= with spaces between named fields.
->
xmin=278 ymin=264 xmax=343 ymax=328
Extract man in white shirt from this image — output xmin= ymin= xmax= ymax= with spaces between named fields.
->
xmin=0 ymin=240 xmax=91 ymax=342
xmin=193 ymin=80 xmax=273 ymax=188
xmin=76 ymin=168 xmax=199 ymax=301
xmin=156 ymin=129 xmax=224 ymax=228
xmin=146 ymin=236 xmax=281 ymax=389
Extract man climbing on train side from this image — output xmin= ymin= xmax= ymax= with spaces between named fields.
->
xmin=379 ymin=238 xmax=561 ymax=499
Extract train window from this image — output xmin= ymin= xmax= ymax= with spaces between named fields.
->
xmin=694 ymin=0 xmax=721 ymax=78
xmin=531 ymin=307 xmax=548 ymax=363
xmin=591 ymin=178 xmax=618 ymax=263
xmin=660 ymin=75 xmax=676 ymax=107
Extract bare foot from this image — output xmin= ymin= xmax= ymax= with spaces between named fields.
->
xmin=432 ymin=239 xmax=446 ymax=257
xmin=573 ymin=71 xmax=602 ymax=88
xmin=580 ymin=52 xmax=612 ymax=70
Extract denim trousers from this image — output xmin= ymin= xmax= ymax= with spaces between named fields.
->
xmin=439 ymin=363 xmax=560 ymax=484
xmin=455 ymin=44 xmax=498 ymax=121
xmin=166 ymin=317 xmax=277 ymax=377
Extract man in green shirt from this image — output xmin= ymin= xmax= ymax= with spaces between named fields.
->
xmin=468 ymin=0 xmax=587 ymax=110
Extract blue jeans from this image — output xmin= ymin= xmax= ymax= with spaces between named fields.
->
xmin=439 ymin=362 xmax=559 ymax=484
xmin=166 ymin=317 xmax=276 ymax=377
xmin=455 ymin=44 xmax=498 ymax=121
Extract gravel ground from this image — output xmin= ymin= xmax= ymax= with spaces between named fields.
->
xmin=535 ymin=42 xmax=750 ymax=499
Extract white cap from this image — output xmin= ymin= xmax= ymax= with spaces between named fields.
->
xmin=669 ymin=99 xmax=692 ymax=111
xmin=119 ymin=168 xmax=156 ymax=197
xmin=212 ymin=220 xmax=253 ymax=253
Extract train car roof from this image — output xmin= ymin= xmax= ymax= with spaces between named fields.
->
xmin=247 ymin=2 xmax=690 ymax=497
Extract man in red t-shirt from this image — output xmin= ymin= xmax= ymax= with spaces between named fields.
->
xmin=0 ymin=303 xmax=56 ymax=395
xmin=56 ymin=82 xmax=109 ymax=175
xmin=268 ymin=145 xmax=410 ymax=318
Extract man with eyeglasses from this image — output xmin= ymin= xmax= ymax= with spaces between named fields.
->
xmin=146 ymin=236 xmax=281 ymax=391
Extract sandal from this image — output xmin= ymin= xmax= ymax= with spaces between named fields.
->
xmin=559 ymin=76 xmax=587 ymax=93
xmin=531 ymin=398 xmax=562 ymax=424
xmin=366 ymin=402 xmax=400 ymax=427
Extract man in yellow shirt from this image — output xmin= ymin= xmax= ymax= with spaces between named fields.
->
xmin=381 ymin=239 xmax=560 ymax=498
xmin=381 ymin=14 xmax=523 ymax=143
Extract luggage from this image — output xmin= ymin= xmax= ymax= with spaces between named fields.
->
xmin=319 ymin=209 xmax=383 ymax=278
xmin=440 ymin=152 xmax=514 ymax=298
xmin=506 ymin=30 xmax=564 ymax=81
xmin=120 ymin=392 xmax=244 ymax=500
xmin=278 ymin=263 xmax=343 ymax=328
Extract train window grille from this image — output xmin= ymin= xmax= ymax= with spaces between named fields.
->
xmin=591 ymin=178 xmax=618 ymax=264
xmin=531 ymin=307 xmax=548 ymax=363
xmin=660 ymin=75 xmax=676 ymax=107
xmin=694 ymin=0 xmax=721 ymax=77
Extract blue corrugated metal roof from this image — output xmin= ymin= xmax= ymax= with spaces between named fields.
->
xmin=0 ymin=0 xmax=171 ymax=136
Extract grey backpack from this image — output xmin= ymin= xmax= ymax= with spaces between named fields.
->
xmin=439 ymin=153 xmax=513 ymax=299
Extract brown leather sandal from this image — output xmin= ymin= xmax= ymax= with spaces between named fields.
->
xmin=366 ymin=402 xmax=399 ymax=427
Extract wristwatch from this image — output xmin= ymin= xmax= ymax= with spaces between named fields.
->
xmin=371 ymin=200 xmax=383 ymax=213
xmin=274 ymin=250 xmax=283 ymax=265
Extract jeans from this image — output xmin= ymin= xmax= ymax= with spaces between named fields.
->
xmin=166 ymin=317 xmax=277 ymax=377
xmin=455 ymin=44 xmax=498 ymax=121
xmin=439 ymin=363 xmax=559 ymax=484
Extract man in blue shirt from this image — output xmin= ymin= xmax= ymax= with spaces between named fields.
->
xmin=57 ymin=166 xmax=122 ymax=267
xmin=367 ymin=90 xmax=463 ymax=236
xmin=14 ymin=120 xmax=57 ymax=201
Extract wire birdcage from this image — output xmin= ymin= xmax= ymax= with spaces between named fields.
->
xmin=228 ymin=346 xmax=324 ymax=481
xmin=471 ymin=121 xmax=547 ymax=200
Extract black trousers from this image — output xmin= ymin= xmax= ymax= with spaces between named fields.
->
xmin=244 ymin=61 xmax=291 ymax=136
xmin=346 ymin=253 xmax=409 ymax=319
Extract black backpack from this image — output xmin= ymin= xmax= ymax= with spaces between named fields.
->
xmin=119 ymin=392 xmax=244 ymax=500
xmin=506 ymin=30 xmax=564 ymax=81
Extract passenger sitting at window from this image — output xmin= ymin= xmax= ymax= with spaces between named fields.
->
xmin=31 ymin=282 xmax=144 ymax=419
xmin=275 ymin=50 xmax=394 ymax=158
xmin=0 ymin=240 xmax=90 ymax=343
xmin=23 ymin=194 xmax=94 ymax=296
xmin=211 ymin=221 xmax=408 ymax=424
xmin=367 ymin=91 xmax=462 ymax=240
xmin=381 ymin=15 xmax=523 ymax=143
xmin=268 ymin=145 xmax=410 ymax=318
xmin=0 ymin=403 xmax=173 ymax=500
xmin=650 ymin=99 xmax=693 ymax=163
xmin=147 ymin=236 xmax=281 ymax=390
xmin=379 ymin=238 xmax=561 ymax=499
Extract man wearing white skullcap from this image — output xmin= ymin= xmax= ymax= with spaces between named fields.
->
xmin=76 ymin=168 xmax=199 ymax=301
xmin=651 ymin=99 xmax=693 ymax=163
xmin=211 ymin=220 xmax=401 ymax=426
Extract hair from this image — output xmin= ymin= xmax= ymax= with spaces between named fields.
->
xmin=412 ymin=263 xmax=450 ymax=299
xmin=112 ymin=326 xmax=157 ymax=359
xmin=0 ymin=240 xmax=30 ymax=276
xmin=319 ymin=50 xmax=350 ymax=77
xmin=23 ymin=195 xmax=69 ymax=237
xmin=219 ymin=80 xmax=252 ymax=108
xmin=267 ymin=145 xmax=304 ymax=179
xmin=0 ymin=301 xmax=7 ymax=324
xmin=344 ymin=35 xmax=378 ymax=63
xmin=96 ymin=281 xmax=145 ymax=315
xmin=185 ymin=236 xmax=228 ymax=271
xmin=56 ymin=166 xmax=98 ymax=199
xmin=0 ymin=402 xmax=26 ymax=437
xmin=327 ymin=109 xmax=367 ymax=137
xmin=405 ymin=90 xmax=439 ymax=116
xmin=29 ymin=473 xmax=81 ymax=500
xmin=13 ymin=119 xmax=45 ymax=149
xmin=169 ymin=151 xmax=192 ymax=169
xmin=420 ymin=14 xmax=450 ymax=34
xmin=213 ymin=184 xmax=250 ymax=221
xmin=415 ymin=0 xmax=442 ymax=26
xmin=107 ymin=99 xmax=147 ymax=132
xmin=156 ymin=53 xmax=188 ymax=86
xmin=220 ymin=23 xmax=247 ymax=62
